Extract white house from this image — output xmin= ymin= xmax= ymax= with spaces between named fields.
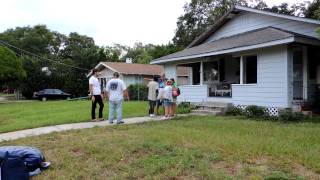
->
xmin=151 ymin=5 xmax=320 ymax=115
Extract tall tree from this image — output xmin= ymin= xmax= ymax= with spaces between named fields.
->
xmin=0 ymin=46 xmax=26 ymax=87
xmin=304 ymin=0 xmax=320 ymax=20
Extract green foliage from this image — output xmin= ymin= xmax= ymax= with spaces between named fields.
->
xmin=0 ymin=46 xmax=26 ymax=86
xmin=304 ymin=0 xmax=320 ymax=20
xmin=278 ymin=109 xmax=306 ymax=122
xmin=316 ymin=27 xmax=320 ymax=38
xmin=244 ymin=105 xmax=268 ymax=119
xmin=265 ymin=171 xmax=290 ymax=180
xmin=225 ymin=106 xmax=243 ymax=116
xmin=177 ymin=102 xmax=191 ymax=114
xmin=127 ymin=84 xmax=148 ymax=101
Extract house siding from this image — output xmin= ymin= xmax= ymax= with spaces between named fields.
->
xmin=232 ymin=45 xmax=290 ymax=108
xmin=205 ymin=12 xmax=319 ymax=43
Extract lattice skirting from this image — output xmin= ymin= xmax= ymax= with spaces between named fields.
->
xmin=236 ymin=105 xmax=279 ymax=116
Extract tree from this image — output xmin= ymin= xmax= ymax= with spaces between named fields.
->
xmin=0 ymin=46 xmax=26 ymax=87
xmin=304 ymin=0 xmax=320 ymax=20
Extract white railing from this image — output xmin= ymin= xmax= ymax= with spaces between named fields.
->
xmin=177 ymin=85 xmax=208 ymax=103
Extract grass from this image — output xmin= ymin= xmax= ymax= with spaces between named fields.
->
xmin=1 ymin=116 xmax=319 ymax=179
xmin=0 ymin=100 xmax=149 ymax=133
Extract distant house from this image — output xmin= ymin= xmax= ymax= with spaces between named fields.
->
xmin=88 ymin=62 xmax=164 ymax=88
xmin=151 ymin=5 xmax=320 ymax=115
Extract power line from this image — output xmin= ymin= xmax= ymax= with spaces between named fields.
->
xmin=0 ymin=40 xmax=90 ymax=71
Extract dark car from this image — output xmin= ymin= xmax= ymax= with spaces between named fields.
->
xmin=34 ymin=89 xmax=72 ymax=101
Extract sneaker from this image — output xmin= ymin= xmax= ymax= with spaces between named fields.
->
xmin=116 ymin=121 xmax=124 ymax=124
xmin=109 ymin=121 xmax=113 ymax=124
xmin=150 ymin=114 xmax=155 ymax=118
xmin=40 ymin=162 xmax=51 ymax=169
xmin=91 ymin=119 xmax=97 ymax=122
xmin=98 ymin=118 xmax=104 ymax=121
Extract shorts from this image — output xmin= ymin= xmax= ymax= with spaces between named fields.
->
xmin=163 ymin=99 xmax=172 ymax=107
xmin=156 ymin=99 xmax=163 ymax=107
xmin=172 ymin=98 xmax=177 ymax=104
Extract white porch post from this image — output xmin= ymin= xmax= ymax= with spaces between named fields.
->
xmin=240 ymin=56 xmax=244 ymax=84
xmin=200 ymin=61 xmax=204 ymax=85
xmin=302 ymin=46 xmax=308 ymax=100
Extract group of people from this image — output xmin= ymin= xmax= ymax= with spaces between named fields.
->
xmin=89 ymin=69 xmax=129 ymax=124
xmin=147 ymin=74 xmax=180 ymax=119
xmin=89 ymin=69 xmax=180 ymax=123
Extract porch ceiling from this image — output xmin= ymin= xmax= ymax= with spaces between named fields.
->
xmin=151 ymin=27 xmax=320 ymax=64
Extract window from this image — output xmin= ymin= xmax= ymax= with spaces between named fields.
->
xmin=243 ymin=55 xmax=257 ymax=84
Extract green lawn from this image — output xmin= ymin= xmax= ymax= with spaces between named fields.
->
xmin=1 ymin=116 xmax=319 ymax=179
xmin=0 ymin=100 xmax=149 ymax=133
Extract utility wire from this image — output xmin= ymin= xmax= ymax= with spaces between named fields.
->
xmin=0 ymin=40 xmax=90 ymax=71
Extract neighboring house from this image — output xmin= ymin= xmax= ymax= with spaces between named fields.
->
xmin=88 ymin=62 xmax=164 ymax=89
xmin=151 ymin=5 xmax=320 ymax=115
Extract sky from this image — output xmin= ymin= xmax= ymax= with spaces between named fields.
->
xmin=0 ymin=0 xmax=310 ymax=47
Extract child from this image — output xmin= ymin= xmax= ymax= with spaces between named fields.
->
xmin=163 ymin=80 xmax=173 ymax=119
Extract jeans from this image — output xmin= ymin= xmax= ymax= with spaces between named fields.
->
xmin=108 ymin=100 xmax=123 ymax=123
xmin=91 ymin=95 xmax=104 ymax=119
xmin=148 ymin=100 xmax=156 ymax=115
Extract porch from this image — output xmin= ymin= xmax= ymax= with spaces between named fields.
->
xmin=176 ymin=54 xmax=258 ymax=103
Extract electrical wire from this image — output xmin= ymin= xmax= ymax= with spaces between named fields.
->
xmin=0 ymin=40 xmax=90 ymax=71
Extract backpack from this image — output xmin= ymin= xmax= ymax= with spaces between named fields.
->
xmin=1 ymin=152 xmax=29 ymax=180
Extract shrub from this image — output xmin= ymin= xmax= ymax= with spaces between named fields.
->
xmin=225 ymin=106 xmax=243 ymax=116
xmin=278 ymin=109 xmax=306 ymax=122
xmin=177 ymin=102 xmax=191 ymax=114
xmin=127 ymin=84 xmax=148 ymax=101
xmin=244 ymin=105 xmax=268 ymax=119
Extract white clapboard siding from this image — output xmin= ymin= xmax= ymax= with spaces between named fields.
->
xmin=232 ymin=45 xmax=290 ymax=108
xmin=206 ymin=12 xmax=319 ymax=43
xmin=177 ymin=85 xmax=208 ymax=102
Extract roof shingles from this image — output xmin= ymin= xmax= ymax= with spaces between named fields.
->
xmin=102 ymin=62 xmax=163 ymax=76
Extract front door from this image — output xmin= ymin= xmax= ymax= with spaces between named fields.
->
xmin=293 ymin=47 xmax=303 ymax=100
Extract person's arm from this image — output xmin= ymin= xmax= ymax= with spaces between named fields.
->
xmin=122 ymin=81 xmax=129 ymax=101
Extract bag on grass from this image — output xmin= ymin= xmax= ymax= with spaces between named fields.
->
xmin=0 ymin=152 xmax=29 ymax=180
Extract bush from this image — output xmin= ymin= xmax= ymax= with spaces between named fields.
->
xmin=278 ymin=109 xmax=306 ymax=122
xmin=177 ymin=102 xmax=191 ymax=114
xmin=127 ymin=84 xmax=148 ymax=101
xmin=225 ymin=106 xmax=243 ymax=116
xmin=244 ymin=105 xmax=268 ymax=119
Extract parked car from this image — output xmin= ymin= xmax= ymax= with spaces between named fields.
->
xmin=34 ymin=89 xmax=72 ymax=101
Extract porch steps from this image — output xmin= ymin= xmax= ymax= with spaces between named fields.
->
xmin=191 ymin=102 xmax=231 ymax=116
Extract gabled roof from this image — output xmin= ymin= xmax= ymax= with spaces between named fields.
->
xmin=90 ymin=62 xmax=164 ymax=77
xmin=188 ymin=5 xmax=320 ymax=48
xmin=151 ymin=27 xmax=320 ymax=64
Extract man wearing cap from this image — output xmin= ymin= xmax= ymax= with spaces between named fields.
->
xmin=89 ymin=69 xmax=104 ymax=121
xmin=106 ymin=72 xmax=129 ymax=124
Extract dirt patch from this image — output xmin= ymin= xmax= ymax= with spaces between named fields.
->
xmin=292 ymin=163 xmax=320 ymax=179
xmin=211 ymin=161 xmax=243 ymax=176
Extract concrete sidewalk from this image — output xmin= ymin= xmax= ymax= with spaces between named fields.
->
xmin=0 ymin=116 xmax=160 ymax=142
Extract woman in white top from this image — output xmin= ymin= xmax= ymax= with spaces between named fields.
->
xmin=163 ymin=80 xmax=173 ymax=118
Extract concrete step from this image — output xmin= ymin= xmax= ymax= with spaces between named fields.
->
xmin=193 ymin=102 xmax=231 ymax=109
xmin=191 ymin=109 xmax=222 ymax=115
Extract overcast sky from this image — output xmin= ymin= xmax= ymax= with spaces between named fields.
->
xmin=0 ymin=0 xmax=309 ymax=47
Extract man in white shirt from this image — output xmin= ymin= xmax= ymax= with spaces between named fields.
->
xmin=147 ymin=77 xmax=159 ymax=117
xmin=89 ymin=69 xmax=104 ymax=121
xmin=106 ymin=72 xmax=129 ymax=124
